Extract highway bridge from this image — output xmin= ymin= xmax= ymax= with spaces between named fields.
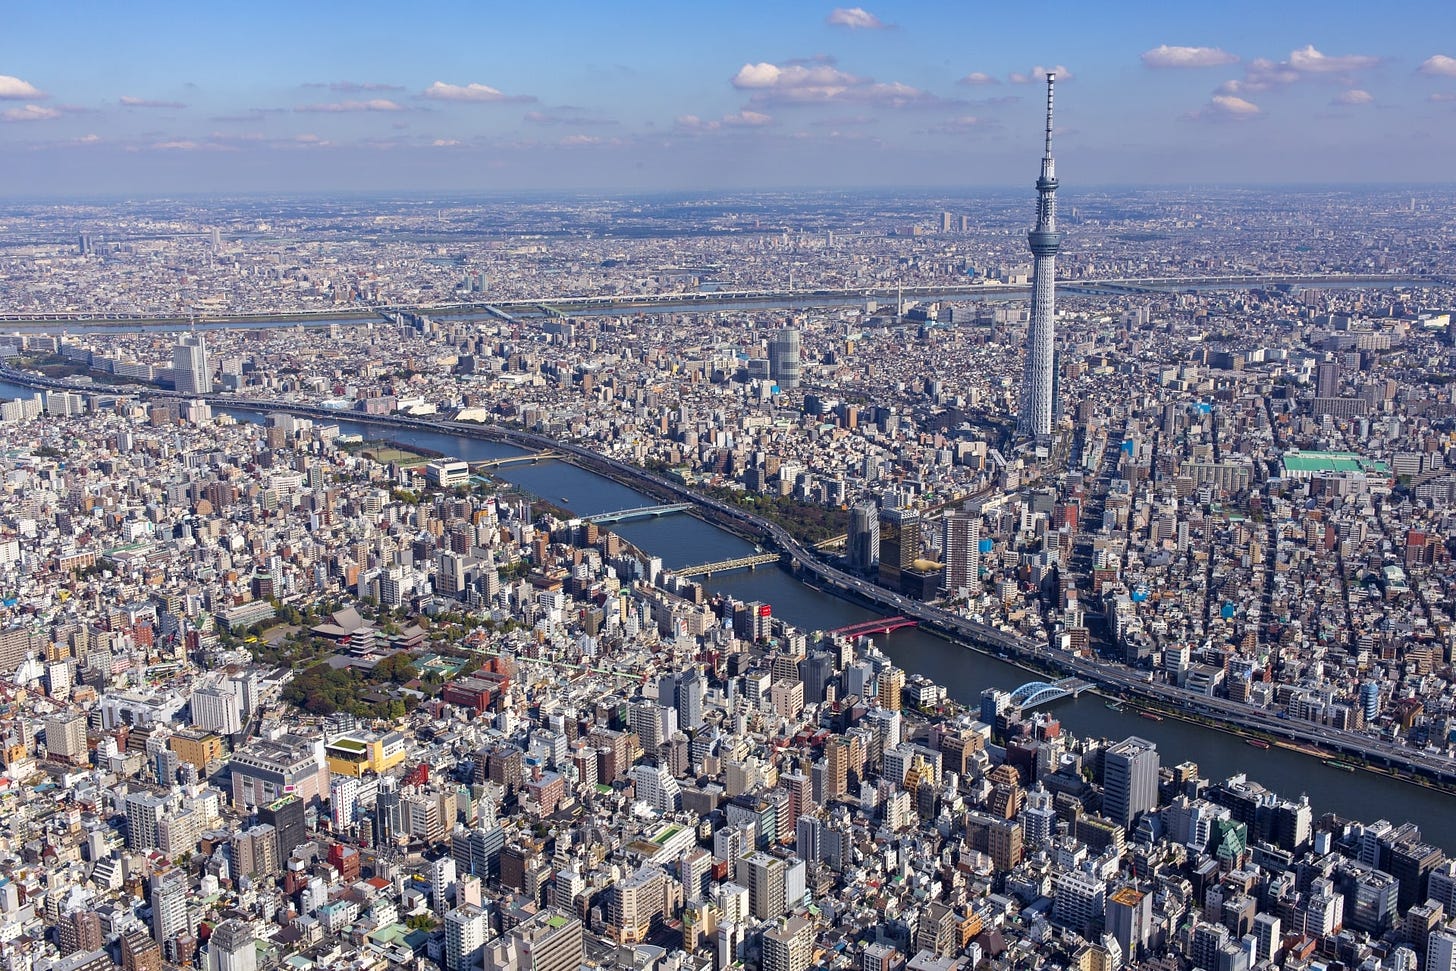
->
xmin=671 ymin=552 xmax=780 ymax=578
xmin=4 ymin=364 xmax=1456 ymax=789
xmin=471 ymin=450 xmax=559 ymax=470
xmin=584 ymin=502 xmax=693 ymax=524
xmin=828 ymin=616 xmax=919 ymax=639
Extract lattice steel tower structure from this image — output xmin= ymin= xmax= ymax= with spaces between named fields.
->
xmin=1018 ymin=74 xmax=1061 ymax=439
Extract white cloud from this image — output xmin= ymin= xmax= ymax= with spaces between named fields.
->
xmin=1418 ymin=54 xmax=1456 ymax=77
xmin=1141 ymin=45 xmax=1239 ymax=69
xmin=560 ymin=134 xmax=601 ymax=147
xmin=732 ymin=62 xmax=859 ymax=91
xmin=120 ymin=96 xmax=187 ymax=109
xmin=1288 ymin=45 xmax=1379 ymax=73
xmin=431 ymin=138 xmax=462 ymax=147
xmin=677 ymin=109 xmax=775 ymax=133
xmin=826 ymin=7 xmax=891 ymax=29
xmin=731 ymin=60 xmax=939 ymax=107
xmin=1 ymin=104 xmax=60 ymax=122
xmin=1428 ymin=91 xmax=1456 ymax=102
xmin=0 ymin=75 xmax=44 ymax=100
xmin=1189 ymin=94 xmax=1262 ymax=121
xmin=421 ymin=81 xmax=534 ymax=103
xmin=958 ymin=72 xmax=998 ymax=86
xmin=295 ymin=99 xmax=404 ymax=113
xmin=1218 ymin=45 xmax=1380 ymax=97
xmin=1332 ymin=89 xmax=1373 ymax=106
xmin=1009 ymin=65 xmax=1072 ymax=84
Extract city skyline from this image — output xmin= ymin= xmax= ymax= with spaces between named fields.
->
xmin=3 ymin=0 xmax=1456 ymax=196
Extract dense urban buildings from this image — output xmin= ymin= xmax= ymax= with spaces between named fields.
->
xmin=0 ymin=175 xmax=1453 ymax=971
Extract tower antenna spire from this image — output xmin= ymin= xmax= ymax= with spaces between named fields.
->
xmin=1044 ymin=72 xmax=1055 ymax=158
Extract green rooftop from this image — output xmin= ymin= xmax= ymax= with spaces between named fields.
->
xmin=1280 ymin=451 xmax=1388 ymax=475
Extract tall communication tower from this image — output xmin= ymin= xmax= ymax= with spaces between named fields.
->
xmin=1018 ymin=74 xmax=1061 ymax=439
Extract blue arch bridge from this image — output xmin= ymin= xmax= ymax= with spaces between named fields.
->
xmin=1010 ymin=677 xmax=1094 ymax=710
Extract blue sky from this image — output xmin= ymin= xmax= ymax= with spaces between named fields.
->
xmin=3 ymin=0 xmax=1455 ymax=195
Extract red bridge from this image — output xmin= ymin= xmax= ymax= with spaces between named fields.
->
xmin=828 ymin=616 xmax=918 ymax=639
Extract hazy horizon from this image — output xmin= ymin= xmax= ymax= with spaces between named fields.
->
xmin=4 ymin=0 xmax=1456 ymax=197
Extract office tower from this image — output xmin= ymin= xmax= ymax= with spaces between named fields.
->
xmin=677 ymin=668 xmax=705 ymax=732
xmin=206 ymin=921 xmax=256 ymax=971
xmin=847 ymin=503 xmax=880 ymax=574
xmin=1429 ymin=930 xmax=1456 ymax=971
xmin=1018 ymin=74 xmax=1062 ymax=439
xmin=512 ymin=909 xmax=584 ymax=971
xmin=1106 ymin=886 xmax=1153 ymax=963
xmin=940 ymin=210 xmax=953 ymax=233
xmin=444 ymin=905 xmax=488 ymax=971
xmin=1317 ymin=360 xmax=1341 ymax=398
xmin=259 ymin=795 xmax=306 ymax=863
xmin=767 ymin=327 xmax=802 ymax=390
xmin=173 ymin=334 xmax=213 ymax=395
xmin=942 ymin=510 xmax=981 ymax=596
xmin=1103 ymin=736 xmax=1160 ymax=829
xmin=877 ymin=507 xmax=920 ymax=591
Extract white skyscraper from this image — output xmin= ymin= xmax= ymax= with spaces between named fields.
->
xmin=173 ymin=333 xmax=213 ymax=395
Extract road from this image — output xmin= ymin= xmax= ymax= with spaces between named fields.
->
xmin=5 ymin=364 xmax=1455 ymax=787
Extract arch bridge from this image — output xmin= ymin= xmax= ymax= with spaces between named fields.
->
xmin=1010 ymin=677 xmax=1092 ymax=709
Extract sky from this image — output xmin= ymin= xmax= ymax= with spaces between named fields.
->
xmin=3 ymin=0 xmax=1456 ymax=197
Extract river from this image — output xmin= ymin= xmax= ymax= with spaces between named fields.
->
xmin=3 ymin=380 xmax=1453 ymax=851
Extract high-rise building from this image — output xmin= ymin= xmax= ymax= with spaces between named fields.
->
xmin=767 ymin=327 xmax=802 ymax=390
xmin=1317 ymin=360 xmax=1342 ymax=398
xmin=847 ymin=503 xmax=880 ymax=574
xmin=330 ymin=775 xmax=359 ymax=830
xmin=942 ymin=510 xmax=981 ymax=596
xmin=206 ymin=920 xmax=256 ymax=971
xmin=877 ymin=507 xmax=920 ymax=592
xmin=1018 ymin=74 xmax=1062 ymax=439
xmin=761 ymin=916 xmax=813 ymax=971
xmin=150 ymin=875 xmax=195 ymax=958
xmin=173 ymin=334 xmax=213 ymax=396
xmin=679 ymin=667 xmax=706 ymax=732
xmin=58 ymin=908 xmax=103 ymax=956
xmin=512 ymin=908 xmax=584 ymax=971
xmin=1428 ymin=929 xmax=1456 ymax=971
xmin=45 ymin=711 xmax=89 ymax=763
xmin=259 ymin=795 xmax=306 ymax=863
xmin=444 ymin=905 xmax=488 ymax=971
xmin=124 ymin=792 xmax=168 ymax=851
xmin=1102 ymin=736 xmax=1160 ymax=829
xmin=741 ymin=851 xmax=786 ymax=921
